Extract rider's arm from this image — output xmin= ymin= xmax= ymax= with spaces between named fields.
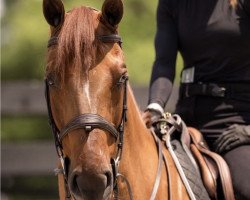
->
xmin=148 ymin=0 xmax=178 ymax=110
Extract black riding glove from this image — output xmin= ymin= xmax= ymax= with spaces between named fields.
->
xmin=214 ymin=124 xmax=250 ymax=154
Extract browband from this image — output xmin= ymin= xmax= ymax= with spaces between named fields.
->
xmin=47 ymin=34 xmax=122 ymax=48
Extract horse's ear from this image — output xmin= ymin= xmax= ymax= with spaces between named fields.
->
xmin=43 ymin=0 xmax=65 ymax=27
xmin=101 ymin=0 xmax=123 ymax=27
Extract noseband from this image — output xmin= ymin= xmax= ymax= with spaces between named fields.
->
xmin=45 ymin=34 xmax=129 ymax=199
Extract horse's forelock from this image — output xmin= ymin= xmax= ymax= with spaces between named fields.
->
xmin=52 ymin=7 xmax=98 ymax=80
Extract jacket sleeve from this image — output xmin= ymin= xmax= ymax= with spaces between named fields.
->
xmin=148 ymin=0 xmax=178 ymax=108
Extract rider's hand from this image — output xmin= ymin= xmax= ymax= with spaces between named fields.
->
xmin=214 ymin=124 xmax=250 ymax=154
xmin=142 ymin=109 xmax=162 ymax=128
xmin=142 ymin=103 xmax=164 ymax=128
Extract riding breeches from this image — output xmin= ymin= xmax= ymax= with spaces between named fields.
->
xmin=175 ymin=94 xmax=250 ymax=200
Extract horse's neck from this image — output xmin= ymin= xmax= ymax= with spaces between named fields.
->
xmin=118 ymin=86 xmax=161 ymax=198
xmin=124 ymin=86 xmax=152 ymax=147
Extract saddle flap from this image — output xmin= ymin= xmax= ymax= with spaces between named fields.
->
xmin=190 ymin=144 xmax=217 ymax=199
xmin=188 ymin=127 xmax=235 ymax=200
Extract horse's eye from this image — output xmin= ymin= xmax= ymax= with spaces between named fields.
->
xmin=48 ymin=79 xmax=55 ymax=86
xmin=46 ymin=73 xmax=56 ymax=86
xmin=116 ymin=74 xmax=128 ymax=87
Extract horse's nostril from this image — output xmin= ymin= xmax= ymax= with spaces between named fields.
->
xmin=69 ymin=169 xmax=113 ymax=199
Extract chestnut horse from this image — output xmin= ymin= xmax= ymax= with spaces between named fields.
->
xmin=43 ymin=0 xmax=190 ymax=199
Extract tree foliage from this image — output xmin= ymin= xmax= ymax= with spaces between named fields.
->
xmin=1 ymin=0 xmax=160 ymax=85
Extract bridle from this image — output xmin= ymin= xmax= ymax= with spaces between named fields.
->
xmin=47 ymin=34 xmax=123 ymax=48
xmin=45 ymin=23 xmax=169 ymax=200
xmin=45 ymin=33 xmax=130 ymax=199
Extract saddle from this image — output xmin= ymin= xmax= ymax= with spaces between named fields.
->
xmin=187 ymin=127 xmax=235 ymax=200
xmin=157 ymin=114 xmax=235 ymax=200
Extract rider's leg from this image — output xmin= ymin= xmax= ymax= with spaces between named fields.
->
xmin=223 ymin=145 xmax=250 ymax=200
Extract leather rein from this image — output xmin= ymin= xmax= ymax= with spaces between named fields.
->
xmin=45 ymin=34 xmax=167 ymax=200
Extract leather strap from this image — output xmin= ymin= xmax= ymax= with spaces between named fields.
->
xmin=47 ymin=34 xmax=122 ymax=48
xmin=150 ymin=128 xmax=164 ymax=200
xmin=98 ymin=34 xmax=122 ymax=44
xmin=150 ymin=128 xmax=174 ymax=200
xmin=59 ymin=113 xmax=119 ymax=142
xmin=116 ymin=174 xmax=133 ymax=200
xmin=162 ymin=152 xmax=172 ymax=200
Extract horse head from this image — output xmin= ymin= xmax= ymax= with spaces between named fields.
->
xmin=43 ymin=0 xmax=126 ymax=199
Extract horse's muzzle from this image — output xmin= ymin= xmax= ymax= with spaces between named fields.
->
xmin=69 ymin=168 xmax=113 ymax=200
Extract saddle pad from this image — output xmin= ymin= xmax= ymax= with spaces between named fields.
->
xmin=171 ymin=139 xmax=210 ymax=200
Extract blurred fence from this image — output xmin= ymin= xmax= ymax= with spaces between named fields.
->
xmin=2 ymin=80 xmax=179 ymax=177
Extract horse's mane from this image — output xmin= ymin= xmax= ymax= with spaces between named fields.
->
xmin=51 ymin=6 xmax=97 ymax=80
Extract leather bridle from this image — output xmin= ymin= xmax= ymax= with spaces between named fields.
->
xmin=45 ymin=32 xmax=169 ymax=200
xmin=45 ymin=33 xmax=130 ymax=199
xmin=47 ymin=34 xmax=123 ymax=48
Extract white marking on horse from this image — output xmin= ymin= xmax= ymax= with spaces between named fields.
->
xmin=83 ymin=80 xmax=92 ymax=111
xmin=83 ymin=79 xmax=96 ymax=113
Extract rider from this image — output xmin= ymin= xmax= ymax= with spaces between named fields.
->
xmin=143 ymin=0 xmax=250 ymax=199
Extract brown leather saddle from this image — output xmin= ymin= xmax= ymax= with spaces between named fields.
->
xmin=157 ymin=113 xmax=235 ymax=200
xmin=187 ymin=127 xmax=235 ymax=200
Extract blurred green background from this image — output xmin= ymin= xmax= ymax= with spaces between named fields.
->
xmin=2 ymin=0 xmax=158 ymax=83
xmin=1 ymin=0 xmax=183 ymax=199
xmin=2 ymin=0 xmax=160 ymax=142
xmin=2 ymin=0 xmax=183 ymax=142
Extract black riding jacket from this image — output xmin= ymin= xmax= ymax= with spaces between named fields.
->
xmin=149 ymin=0 xmax=250 ymax=108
